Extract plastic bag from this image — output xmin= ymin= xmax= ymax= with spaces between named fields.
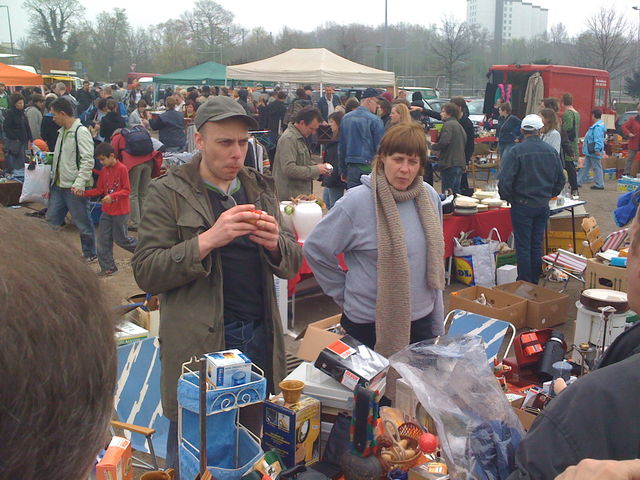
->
xmin=19 ymin=160 xmax=51 ymax=205
xmin=389 ymin=335 xmax=524 ymax=480
xmin=453 ymin=228 xmax=501 ymax=287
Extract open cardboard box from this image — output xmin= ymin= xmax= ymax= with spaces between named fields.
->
xmin=494 ymin=281 xmax=569 ymax=329
xmin=296 ymin=314 xmax=344 ymax=362
xmin=510 ymin=397 xmax=537 ymax=431
xmin=126 ymin=293 xmax=160 ymax=337
xmin=448 ymin=286 xmax=528 ymax=328
xmin=585 ymin=257 xmax=628 ymax=292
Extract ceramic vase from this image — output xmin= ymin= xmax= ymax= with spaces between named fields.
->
xmin=279 ymin=201 xmax=295 ymax=234
xmin=292 ymin=200 xmax=322 ymax=242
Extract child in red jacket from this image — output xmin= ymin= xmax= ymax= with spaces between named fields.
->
xmin=84 ymin=143 xmax=137 ymax=276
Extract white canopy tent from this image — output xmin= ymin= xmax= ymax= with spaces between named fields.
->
xmin=226 ymin=48 xmax=395 ymax=87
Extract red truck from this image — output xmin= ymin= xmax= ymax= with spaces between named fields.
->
xmin=488 ymin=64 xmax=613 ymax=136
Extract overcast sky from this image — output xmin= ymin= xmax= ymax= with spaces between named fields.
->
xmin=1 ymin=0 xmax=639 ymax=47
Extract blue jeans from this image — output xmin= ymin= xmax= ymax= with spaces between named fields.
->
xmin=440 ymin=166 xmax=463 ymax=194
xmin=510 ymin=203 xmax=550 ymax=284
xmin=346 ymin=164 xmax=371 ymax=189
xmin=164 ymin=320 xmax=268 ymax=478
xmin=323 ymin=187 xmax=345 ymax=209
xmin=577 ymin=155 xmax=604 ymax=188
xmin=46 ymin=185 xmax=97 ymax=259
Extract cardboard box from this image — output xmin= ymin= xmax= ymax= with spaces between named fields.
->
xmin=127 ymin=293 xmax=159 ymax=337
xmin=603 ymin=156 xmax=617 ymax=169
xmin=494 ymin=281 xmax=569 ymax=329
xmin=448 ymin=286 xmax=528 ymax=328
xmin=0 ymin=180 xmax=22 ymax=206
xmin=204 ymin=349 xmax=252 ymax=388
xmin=115 ymin=321 xmax=149 ymax=346
xmin=297 ymin=314 xmax=344 ymax=362
xmin=314 ymin=336 xmax=389 ymax=391
xmin=548 ymin=215 xmax=588 ymax=234
xmin=510 ymin=398 xmax=537 ymax=431
xmin=96 ymin=436 xmax=133 ymax=480
xmin=546 ymin=230 xmax=590 ymax=257
xmin=263 ymin=394 xmax=321 ymax=468
xmin=585 ymin=257 xmax=628 ymax=292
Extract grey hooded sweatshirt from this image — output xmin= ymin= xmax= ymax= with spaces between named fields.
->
xmin=303 ymin=173 xmax=444 ymax=333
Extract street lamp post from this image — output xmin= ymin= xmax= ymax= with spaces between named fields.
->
xmin=0 ymin=5 xmax=15 ymax=56
xmin=633 ymin=6 xmax=640 ymax=71
xmin=383 ymin=0 xmax=388 ymax=71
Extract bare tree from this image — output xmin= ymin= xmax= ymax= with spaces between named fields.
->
xmin=180 ymin=0 xmax=236 ymax=58
xmin=549 ymin=23 xmax=569 ymax=46
xmin=576 ymin=7 xmax=632 ymax=73
xmin=23 ymin=0 xmax=82 ymax=56
xmin=432 ymin=17 xmax=472 ymax=96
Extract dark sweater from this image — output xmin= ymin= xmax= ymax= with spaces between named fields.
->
xmin=100 ymin=111 xmax=126 ymax=142
xmin=41 ymin=114 xmax=59 ymax=152
xmin=3 ymin=106 xmax=32 ymax=143
xmin=149 ymin=109 xmax=185 ymax=148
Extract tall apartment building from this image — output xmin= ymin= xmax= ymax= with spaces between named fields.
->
xmin=467 ymin=0 xmax=548 ymax=41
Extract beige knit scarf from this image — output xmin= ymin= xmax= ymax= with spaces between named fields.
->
xmin=371 ymin=169 xmax=445 ymax=399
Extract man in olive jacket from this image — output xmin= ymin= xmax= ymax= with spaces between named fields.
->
xmin=131 ymin=96 xmax=302 ymax=476
xmin=273 ymin=107 xmax=329 ymax=201
xmin=431 ymin=102 xmax=467 ymax=194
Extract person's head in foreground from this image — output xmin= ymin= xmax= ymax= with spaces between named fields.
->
xmin=373 ymin=122 xmax=428 ymax=191
xmin=0 ymin=213 xmax=116 ymax=480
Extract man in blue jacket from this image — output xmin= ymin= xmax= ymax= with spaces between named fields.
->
xmin=498 ymin=114 xmax=565 ymax=284
xmin=338 ymin=88 xmax=384 ymax=188
xmin=577 ymin=108 xmax=607 ymax=190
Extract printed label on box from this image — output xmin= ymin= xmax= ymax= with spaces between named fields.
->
xmin=341 ymin=370 xmax=359 ymax=390
xmin=327 ymin=339 xmax=356 ymax=359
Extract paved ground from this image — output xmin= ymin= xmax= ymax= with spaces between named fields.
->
xmin=3 ymin=170 xmax=626 ymax=478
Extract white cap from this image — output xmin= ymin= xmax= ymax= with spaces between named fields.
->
xmin=521 ymin=114 xmax=544 ymax=131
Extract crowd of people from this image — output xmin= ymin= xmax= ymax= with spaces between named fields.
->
xmin=0 ymin=88 xmax=640 ymax=479
xmin=2 ymin=75 xmax=640 ymax=480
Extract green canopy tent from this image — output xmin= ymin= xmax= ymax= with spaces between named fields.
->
xmin=152 ymin=61 xmax=227 ymax=86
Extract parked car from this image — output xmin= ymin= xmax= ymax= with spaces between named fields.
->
xmin=466 ymin=98 xmax=486 ymax=132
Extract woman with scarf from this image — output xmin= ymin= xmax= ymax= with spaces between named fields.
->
xmin=304 ymin=123 xmax=445 ymax=397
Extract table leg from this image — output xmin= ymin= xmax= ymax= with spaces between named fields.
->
xmin=570 ymin=207 xmax=577 ymax=252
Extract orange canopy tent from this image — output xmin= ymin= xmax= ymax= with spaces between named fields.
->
xmin=0 ymin=63 xmax=43 ymax=86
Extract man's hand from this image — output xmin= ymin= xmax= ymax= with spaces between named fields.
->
xmin=198 ymin=204 xmax=259 ymax=260
xmin=249 ymin=212 xmax=281 ymax=259
xmin=70 ymin=187 xmax=84 ymax=197
xmin=102 ymin=195 xmax=113 ymax=204
xmin=317 ymin=163 xmax=330 ymax=175
xmin=555 ymin=459 xmax=640 ymax=480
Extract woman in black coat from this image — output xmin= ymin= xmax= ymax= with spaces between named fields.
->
xmin=3 ymin=93 xmax=32 ymax=174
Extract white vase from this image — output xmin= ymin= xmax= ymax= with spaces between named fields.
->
xmin=279 ymin=201 xmax=295 ymax=234
xmin=292 ymin=200 xmax=323 ymax=242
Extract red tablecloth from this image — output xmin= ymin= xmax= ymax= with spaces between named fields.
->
xmin=475 ymin=136 xmax=497 ymax=143
xmin=443 ymin=208 xmax=512 ymax=258
xmin=288 ymin=248 xmax=346 ymax=297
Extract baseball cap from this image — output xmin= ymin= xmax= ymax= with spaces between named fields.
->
xmin=521 ymin=114 xmax=544 ymax=131
xmin=194 ymin=96 xmax=258 ymax=130
xmin=361 ymin=88 xmax=379 ymax=99
xmin=304 ymin=85 xmax=313 ymax=91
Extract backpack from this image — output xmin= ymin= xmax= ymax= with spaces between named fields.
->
xmin=283 ymin=98 xmax=311 ymax=125
xmin=121 ymin=125 xmax=153 ymax=156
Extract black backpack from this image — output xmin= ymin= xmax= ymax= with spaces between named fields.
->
xmin=122 ymin=125 xmax=153 ymax=156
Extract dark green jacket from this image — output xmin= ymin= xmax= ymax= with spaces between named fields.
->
xmin=431 ymin=117 xmax=467 ymax=169
xmin=131 ymin=154 xmax=302 ymax=420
